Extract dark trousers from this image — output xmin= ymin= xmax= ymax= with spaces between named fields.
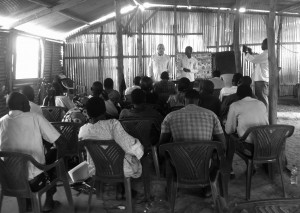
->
xmin=255 ymin=81 xmax=269 ymax=109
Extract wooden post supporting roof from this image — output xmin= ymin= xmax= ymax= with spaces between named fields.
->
xmin=98 ymin=26 xmax=103 ymax=83
xmin=233 ymin=0 xmax=242 ymax=73
xmin=277 ymin=16 xmax=283 ymax=96
xmin=268 ymin=0 xmax=278 ymax=124
xmin=137 ymin=10 xmax=143 ymax=76
xmin=115 ymin=0 xmax=125 ymax=95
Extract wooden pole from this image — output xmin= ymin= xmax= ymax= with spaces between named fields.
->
xmin=267 ymin=0 xmax=278 ymax=124
xmin=98 ymin=26 xmax=103 ymax=83
xmin=277 ymin=16 xmax=283 ymax=96
xmin=173 ymin=6 xmax=179 ymax=55
xmin=216 ymin=9 xmax=220 ymax=52
xmin=233 ymin=0 xmax=242 ymax=73
xmin=137 ymin=10 xmax=143 ymax=76
xmin=114 ymin=0 xmax=125 ymax=94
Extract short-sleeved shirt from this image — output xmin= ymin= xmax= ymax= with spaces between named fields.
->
xmin=0 ymin=110 xmax=60 ymax=179
xmin=148 ymin=54 xmax=172 ymax=82
xmin=161 ymin=104 xmax=223 ymax=141
xmin=78 ymin=119 xmax=144 ymax=178
xmin=225 ymin=97 xmax=269 ymax=142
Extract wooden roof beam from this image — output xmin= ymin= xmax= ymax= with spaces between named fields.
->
xmin=28 ymin=0 xmax=89 ymax=25
xmin=279 ymin=2 xmax=300 ymax=12
xmin=10 ymin=0 xmax=87 ymax=29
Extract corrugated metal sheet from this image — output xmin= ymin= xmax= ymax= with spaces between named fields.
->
xmin=65 ymin=10 xmax=300 ymax=96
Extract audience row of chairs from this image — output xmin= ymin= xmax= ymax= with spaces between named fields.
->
xmin=0 ymin=106 xmax=297 ymax=213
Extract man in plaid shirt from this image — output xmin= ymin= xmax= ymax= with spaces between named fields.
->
xmin=159 ymin=89 xmax=226 ymax=146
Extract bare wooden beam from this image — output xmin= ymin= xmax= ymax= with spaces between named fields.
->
xmin=233 ymin=0 xmax=242 ymax=74
xmin=277 ymin=16 xmax=283 ymax=96
xmin=141 ymin=9 xmax=160 ymax=28
xmin=115 ymin=0 xmax=126 ymax=95
xmin=268 ymin=0 xmax=278 ymax=124
xmin=98 ymin=26 xmax=104 ymax=83
xmin=10 ymin=0 xmax=86 ymax=28
xmin=123 ymin=6 xmax=139 ymax=33
xmin=28 ymin=0 xmax=89 ymax=24
xmin=137 ymin=10 xmax=143 ymax=76
xmin=279 ymin=2 xmax=300 ymax=12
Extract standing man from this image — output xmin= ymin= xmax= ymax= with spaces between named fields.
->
xmin=148 ymin=44 xmax=172 ymax=82
xmin=177 ymin=46 xmax=198 ymax=83
xmin=244 ymin=38 xmax=269 ymax=108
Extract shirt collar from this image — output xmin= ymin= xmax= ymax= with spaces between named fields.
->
xmin=241 ymin=97 xmax=254 ymax=101
xmin=8 ymin=110 xmax=24 ymax=117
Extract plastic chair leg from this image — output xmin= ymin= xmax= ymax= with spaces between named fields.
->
xmin=170 ymin=180 xmax=177 ymax=213
xmin=152 ymin=146 xmax=160 ymax=178
xmin=278 ymin=158 xmax=287 ymax=198
xmin=63 ymin=178 xmax=75 ymax=212
xmin=142 ymin=156 xmax=151 ymax=201
xmin=31 ymin=194 xmax=41 ymax=213
xmin=0 ymin=190 xmax=3 ymax=212
xmin=87 ymin=179 xmax=96 ymax=213
xmin=16 ymin=197 xmax=26 ymax=213
xmin=246 ymin=160 xmax=253 ymax=200
xmin=124 ymin=177 xmax=133 ymax=213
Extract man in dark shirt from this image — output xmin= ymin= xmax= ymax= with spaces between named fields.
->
xmin=154 ymin=71 xmax=176 ymax=105
xmin=198 ymin=80 xmax=221 ymax=117
xmin=119 ymin=88 xmax=163 ymax=130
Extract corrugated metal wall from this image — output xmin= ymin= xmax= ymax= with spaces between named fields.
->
xmin=65 ymin=10 xmax=300 ymax=96
xmin=0 ymin=32 xmax=9 ymax=117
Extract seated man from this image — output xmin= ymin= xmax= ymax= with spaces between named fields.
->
xmin=220 ymin=76 xmax=254 ymax=122
xmin=0 ymin=92 xmax=64 ymax=211
xmin=225 ymin=85 xmax=268 ymax=159
xmin=219 ymin=73 xmax=243 ymax=102
xmin=154 ymin=71 xmax=176 ymax=105
xmin=160 ymin=89 xmax=225 ymax=146
xmin=78 ymin=97 xmax=144 ymax=178
xmin=90 ymin=81 xmax=118 ymax=118
xmin=140 ymin=76 xmax=159 ymax=105
xmin=125 ymin=76 xmax=141 ymax=103
xmin=104 ymin=78 xmax=121 ymax=105
xmin=198 ymin=80 xmax=221 ymax=117
xmin=119 ymin=88 xmax=163 ymax=130
xmin=20 ymin=85 xmax=43 ymax=115
xmin=167 ymin=77 xmax=190 ymax=109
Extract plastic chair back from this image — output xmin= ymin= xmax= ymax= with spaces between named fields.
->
xmin=245 ymin=125 xmax=294 ymax=161
xmin=51 ymin=122 xmax=82 ymax=156
xmin=80 ymin=140 xmax=125 ymax=181
xmin=160 ymin=141 xmax=225 ymax=186
xmin=41 ymin=106 xmax=67 ymax=122
xmin=0 ymin=152 xmax=32 ymax=197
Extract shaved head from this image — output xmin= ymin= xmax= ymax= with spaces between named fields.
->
xmin=157 ymin=44 xmax=165 ymax=55
xmin=6 ymin=92 xmax=30 ymax=112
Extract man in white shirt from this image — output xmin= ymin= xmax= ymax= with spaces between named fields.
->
xmin=78 ymin=96 xmax=144 ymax=178
xmin=0 ymin=92 xmax=63 ymax=211
xmin=177 ymin=46 xmax=198 ymax=82
xmin=148 ymin=44 xmax=172 ymax=82
xmin=244 ymin=38 xmax=269 ymax=108
xmin=219 ymin=73 xmax=242 ymax=102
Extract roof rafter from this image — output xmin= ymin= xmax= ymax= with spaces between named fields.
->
xmin=28 ymin=0 xmax=90 ymax=24
xmin=9 ymin=0 xmax=87 ymax=29
xmin=279 ymin=2 xmax=300 ymax=12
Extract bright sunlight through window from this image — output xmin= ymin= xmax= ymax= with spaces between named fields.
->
xmin=16 ymin=36 xmax=40 ymax=79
